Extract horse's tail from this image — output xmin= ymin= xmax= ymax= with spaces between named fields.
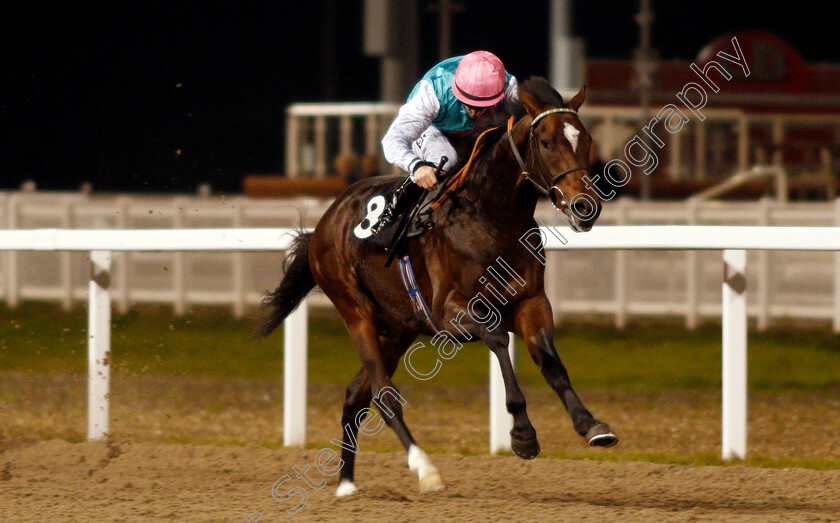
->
xmin=257 ymin=230 xmax=316 ymax=339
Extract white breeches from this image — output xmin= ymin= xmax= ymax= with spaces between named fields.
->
xmin=411 ymin=126 xmax=458 ymax=173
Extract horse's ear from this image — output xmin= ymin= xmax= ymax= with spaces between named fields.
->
xmin=567 ymin=86 xmax=586 ymax=112
xmin=518 ymin=88 xmax=544 ymax=120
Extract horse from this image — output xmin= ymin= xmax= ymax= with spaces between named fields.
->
xmin=259 ymin=76 xmax=617 ymax=496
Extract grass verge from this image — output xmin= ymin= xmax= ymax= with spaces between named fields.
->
xmin=2 ymin=302 xmax=839 ymax=391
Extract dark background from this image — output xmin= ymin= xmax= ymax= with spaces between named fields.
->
xmin=1 ymin=1 xmax=834 ymax=193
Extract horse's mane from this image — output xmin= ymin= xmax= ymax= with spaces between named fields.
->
xmin=519 ymin=75 xmax=565 ymax=107
xmin=449 ymin=76 xmax=565 ymax=173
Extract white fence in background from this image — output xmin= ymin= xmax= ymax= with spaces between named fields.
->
xmin=537 ymin=224 xmax=840 ymax=459
xmin=0 ymin=192 xmax=328 ymax=314
xmin=285 ymin=102 xmax=402 ymax=177
xmin=540 ymin=197 xmax=840 ymax=333
xmin=285 ymin=102 xmax=840 ymax=181
xmin=4 ymin=226 xmax=840 ymax=460
xmin=4 ymin=192 xmax=840 ymax=332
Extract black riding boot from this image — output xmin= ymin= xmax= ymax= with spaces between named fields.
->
xmin=371 ymin=179 xmax=425 ymax=236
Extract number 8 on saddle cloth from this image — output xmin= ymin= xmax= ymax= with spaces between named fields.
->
xmin=353 ymin=195 xmax=388 ymax=240
xmin=352 ymin=156 xmax=448 ymax=260
xmin=352 ymin=181 xmax=428 ymax=254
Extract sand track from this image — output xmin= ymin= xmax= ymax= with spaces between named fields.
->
xmin=2 ymin=440 xmax=838 ymax=521
xmin=3 ymin=372 xmax=839 ymax=520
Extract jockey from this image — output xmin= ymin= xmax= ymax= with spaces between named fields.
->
xmin=372 ymin=51 xmax=518 ymax=234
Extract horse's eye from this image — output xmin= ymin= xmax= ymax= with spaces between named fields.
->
xmin=540 ymin=139 xmax=553 ymax=151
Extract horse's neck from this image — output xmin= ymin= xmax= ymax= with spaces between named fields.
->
xmin=461 ymin=122 xmax=537 ymax=231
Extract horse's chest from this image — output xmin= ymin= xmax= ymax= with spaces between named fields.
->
xmin=448 ymin=227 xmax=521 ymax=267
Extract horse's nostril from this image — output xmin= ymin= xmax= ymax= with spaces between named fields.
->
xmin=573 ymin=200 xmax=593 ymax=218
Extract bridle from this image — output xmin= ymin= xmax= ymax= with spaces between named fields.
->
xmin=506 ymin=107 xmax=590 ymax=210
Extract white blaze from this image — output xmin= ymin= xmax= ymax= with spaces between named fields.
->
xmin=564 ymin=122 xmax=580 ymax=153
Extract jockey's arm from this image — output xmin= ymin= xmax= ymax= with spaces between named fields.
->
xmin=382 ymin=75 xmax=518 ymax=190
xmin=381 ymin=81 xmax=440 ymax=181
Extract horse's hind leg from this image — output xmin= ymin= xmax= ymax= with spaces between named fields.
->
xmin=334 ymin=368 xmax=371 ymax=496
xmin=341 ymin=316 xmax=444 ymax=494
xmin=514 ymin=295 xmax=618 ymax=447
xmin=334 ymin=334 xmax=422 ymax=496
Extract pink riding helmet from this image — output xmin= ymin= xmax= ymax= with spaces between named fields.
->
xmin=452 ymin=51 xmax=506 ymax=108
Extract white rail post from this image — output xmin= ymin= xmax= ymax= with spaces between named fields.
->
xmin=173 ymin=202 xmax=186 ymax=316
xmin=757 ymin=198 xmax=771 ymax=331
xmin=737 ymin=114 xmax=749 ymax=172
xmin=685 ymin=199 xmax=699 ymax=329
xmin=490 ymin=333 xmax=516 ymax=454
xmin=314 ymin=116 xmax=327 ymax=178
xmin=364 ymin=115 xmax=378 ymax=157
xmin=694 ymin=119 xmax=707 ymax=179
xmin=232 ymin=204 xmax=245 ymax=318
xmin=614 ymin=198 xmax=628 ymax=328
xmin=6 ymin=195 xmax=18 ymax=307
xmin=772 ymin=117 xmax=784 ymax=167
xmin=668 ymin=127 xmax=681 ymax=179
xmin=115 ymin=198 xmax=129 ymax=315
xmin=286 ymin=112 xmax=299 ymax=177
xmin=339 ymin=115 xmax=353 ymax=154
xmin=60 ymin=202 xmax=73 ymax=310
xmin=88 ymin=250 xmax=112 ymax=441
xmin=834 ymin=198 xmax=840 ymax=334
xmin=547 ymin=249 xmax=563 ymax=324
xmin=722 ymin=249 xmax=747 ymax=460
xmin=283 ymin=298 xmax=308 ymax=447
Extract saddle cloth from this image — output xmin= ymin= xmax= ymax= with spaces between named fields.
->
xmin=353 ymin=178 xmax=441 ymax=255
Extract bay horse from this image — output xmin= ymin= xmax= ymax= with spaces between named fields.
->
xmin=259 ymin=77 xmax=617 ymax=496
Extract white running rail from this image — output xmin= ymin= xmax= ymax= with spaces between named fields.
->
xmin=3 ymin=226 xmax=840 ymax=460
xmin=5 ymin=192 xmax=840 ymax=332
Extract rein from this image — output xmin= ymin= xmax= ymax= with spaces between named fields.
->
xmin=506 ymin=108 xmax=589 ymax=207
xmin=427 ymin=125 xmax=499 ymax=211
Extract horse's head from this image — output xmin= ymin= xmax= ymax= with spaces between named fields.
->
xmin=517 ymin=78 xmax=600 ymax=232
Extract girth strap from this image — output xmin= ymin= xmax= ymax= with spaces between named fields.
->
xmin=398 ymin=254 xmax=441 ymax=333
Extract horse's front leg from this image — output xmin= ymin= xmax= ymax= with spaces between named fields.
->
xmin=443 ymin=295 xmax=540 ymax=459
xmin=513 ymin=294 xmax=618 ymax=447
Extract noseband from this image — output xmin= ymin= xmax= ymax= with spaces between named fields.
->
xmin=506 ymin=107 xmax=589 ymax=209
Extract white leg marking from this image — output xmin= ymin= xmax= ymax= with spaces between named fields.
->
xmin=407 ymin=444 xmax=445 ymax=493
xmin=335 ymin=479 xmax=357 ymax=497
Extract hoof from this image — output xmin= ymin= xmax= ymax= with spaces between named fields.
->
xmin=335 ymin=480 xmax=357 ymax=497
xmin=408 ymin=445 xmax=444 ymax=493
xmin=419 ymin=472 xmax=445 ymax=493
xmin=586 ymin=423 xmax=619 ymax=448
xmin=510 ymin=433 xmax=541 ymax=459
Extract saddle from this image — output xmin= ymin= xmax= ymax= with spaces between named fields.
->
xmin=358 ymin=178 xmax=440 ymax=262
